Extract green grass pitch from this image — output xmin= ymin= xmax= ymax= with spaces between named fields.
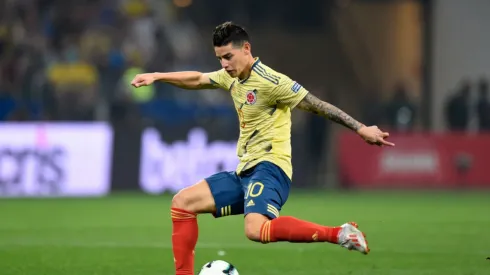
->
xmin=0 ymin=191 xmax=489 ymax=275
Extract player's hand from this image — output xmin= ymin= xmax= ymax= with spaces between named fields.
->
xmin=131 ymin=73 xmax=156 ymax=88
xmin=356 ymin=125 xmax=395 ymax=147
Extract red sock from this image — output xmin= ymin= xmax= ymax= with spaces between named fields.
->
xmin=171 ymin=208 xmax=198 ymax=275
xmin=260 ymin=216 xmax=341 ymax=244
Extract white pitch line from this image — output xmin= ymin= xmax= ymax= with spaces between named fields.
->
xmin=0 ymin=240 xmax=485 ymax=255
xmin=0 ymin=240 xmax=317 ymax=250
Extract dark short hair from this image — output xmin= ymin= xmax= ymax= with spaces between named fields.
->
xmin=212 ymin=21 xmax=250 ymax=47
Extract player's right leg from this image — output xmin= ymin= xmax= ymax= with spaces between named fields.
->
xmin=171 ymin=180 xmax=216 ymax=275
xmin=171 ymin=171 xmax=244 ymax=275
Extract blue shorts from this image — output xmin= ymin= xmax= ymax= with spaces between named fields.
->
xmin=206 ymin=161 xmax=291 ymax=219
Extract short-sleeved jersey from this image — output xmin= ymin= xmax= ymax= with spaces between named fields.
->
xmin=206 ymin=58 xmax=309 ymax=180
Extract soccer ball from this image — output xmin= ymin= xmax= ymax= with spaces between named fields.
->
xmin=198 ymin=260 xmax=239 ymax=275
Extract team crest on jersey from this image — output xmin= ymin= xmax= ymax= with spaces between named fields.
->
xmin=246 ymin=90 xmax=257 ymax=105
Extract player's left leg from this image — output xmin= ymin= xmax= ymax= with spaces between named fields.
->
xmin=242 ymin=162 xmax=370 ymax=254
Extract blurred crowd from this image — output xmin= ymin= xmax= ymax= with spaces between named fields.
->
xmin=361 ymin=82 xmax=418 ymax=133
xmin=361 ymin=78 xmax=490 ymax=133
xmin=444 ymin=78 xmax=490 ymax=133
xmin=0 ymin=0 xmax=234 ymax=125
xmin=1 ymin=0 xmax=488 ymax=134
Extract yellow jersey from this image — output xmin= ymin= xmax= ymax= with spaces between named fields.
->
xmin=207 ymin=58 xmax=309 ymax=180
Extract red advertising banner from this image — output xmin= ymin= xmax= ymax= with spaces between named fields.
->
xmin=338 ymin=132 xmax=490 ymax=189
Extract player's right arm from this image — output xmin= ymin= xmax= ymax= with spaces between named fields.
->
xmin=130 ymin=71 xmax=216 ymax=90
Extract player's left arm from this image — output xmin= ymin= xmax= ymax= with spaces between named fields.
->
xmin=296 ymin=93 xmax=395 ymax=147
xmin=297 ymin=93 xmax=363 ymax=132
xmin=270 ymin=76 xmax=394 ymax=146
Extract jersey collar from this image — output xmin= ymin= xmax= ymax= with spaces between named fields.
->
xmin=239 ymin=57 xmax=261 ymax=84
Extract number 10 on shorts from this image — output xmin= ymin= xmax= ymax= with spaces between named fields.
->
xmin=245 ymin=182 xmax=264 ymax=199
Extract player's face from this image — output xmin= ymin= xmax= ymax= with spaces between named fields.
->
xmin=215 ymin=42 xmax=251 ymax=78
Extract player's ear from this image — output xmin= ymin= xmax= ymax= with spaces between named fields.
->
xmin=243 ymin=42 xmax=251 ymax=55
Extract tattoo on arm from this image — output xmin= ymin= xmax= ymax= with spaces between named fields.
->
xmin=297 ymin=93 xmax=363 ymax=132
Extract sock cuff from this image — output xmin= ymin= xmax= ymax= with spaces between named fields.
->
xmin=260 ymin=220 xmax=272 ymax=244
xmin=171 ymin=208 xmax=197 ymax=220
xmin=324 ymin=227 xmax=341 ymax=243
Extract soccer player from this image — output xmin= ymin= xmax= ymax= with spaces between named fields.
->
xmin=131 ymin=22 xmax=395 ymax=275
